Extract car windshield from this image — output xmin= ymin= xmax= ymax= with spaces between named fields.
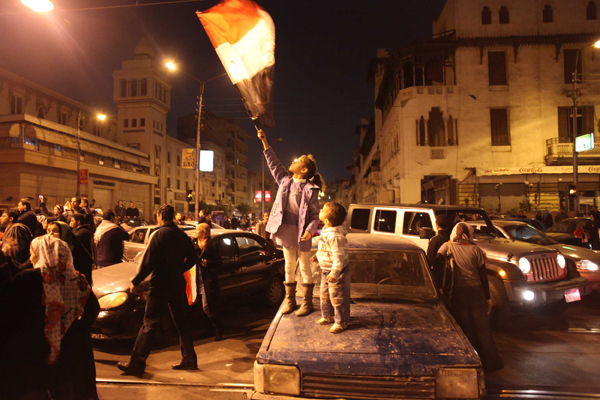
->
xmin=349 ymin=250 xmax=437 ymax=301
xmin=435 ymin=209 xmax=496 ymax=237
xmin=547 ymin=220 xmax=575 ymax=234
xmin=502 ymin=225 xmax=557 ymax=245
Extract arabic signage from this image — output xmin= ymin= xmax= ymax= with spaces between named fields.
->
xmin=182 ymin=149 xmax=195 ymax=169
xmin=576 ymin=133 xmax=595 ymax=153
xmin=79 ymin=169 xmax=88 ymax=184
xmin=478 ymin=165 xmax=600 ymax=176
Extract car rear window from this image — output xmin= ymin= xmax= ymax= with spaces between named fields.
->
xmin=350 ymin=208 xmax=371 ymax=231
xmin=373 ymin=210 xmax=396 ymax=233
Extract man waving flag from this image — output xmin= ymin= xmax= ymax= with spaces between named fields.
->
xmin=197 ymin=0 xmax=275 ymax=128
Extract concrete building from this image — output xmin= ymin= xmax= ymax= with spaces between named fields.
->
xmin=359 ymin=0 xmax=600 ymax=213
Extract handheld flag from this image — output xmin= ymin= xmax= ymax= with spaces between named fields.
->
xmin=197 ymin=0 xmax=275 ymax=127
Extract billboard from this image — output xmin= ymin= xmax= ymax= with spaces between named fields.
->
xmin=576 ymin=133 xmax=595 ymax=153
xmin=182 ymin=149 xmax=195 ymax=169
xmin=199 ymin=150 xmax=214 ymax=172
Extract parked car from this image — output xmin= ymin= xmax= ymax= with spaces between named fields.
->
xmin=505 ymin=218 xmax=546 ymax=232
xmin=123 ymin=224 xmax=197 ymax=261
xmin=546 ymin=218 xmax=595 ymax=249
xmin=250 ymin=234 xmax=486 ymax=400
xmin=92 ymin=230 xmax=285 ymax=339
xmin=471 ymin=220 xmax=600 ymax=290
xmin=347 ymin=204 xmax=592 ymax=326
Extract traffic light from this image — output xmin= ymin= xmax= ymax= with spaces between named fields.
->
xmin=569 ymin=185 xmax=577 ymax=197
xmin=187 ymin=189 xmax=193 ymax=202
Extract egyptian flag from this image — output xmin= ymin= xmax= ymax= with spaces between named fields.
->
xmin=197 ymin=0 xmax=275 ymax=128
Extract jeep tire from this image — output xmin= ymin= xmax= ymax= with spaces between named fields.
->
xmin=488 ymin=275 xmax=511 ymax=330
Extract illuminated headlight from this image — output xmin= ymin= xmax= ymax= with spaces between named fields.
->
xmin=557 ymin=254 xmax=566 ymax=269
xmin=580 ymin=260 xmax=599 ymax=271
xmin=98 ymin=292 xmax=128 ymax=309
xmin=518 ymin=258 xmax=531 ymax=274
xmin=254 ymin=362 xmax=300 ymax=395
xmin=436 ymin=368 xmax=483 ymax=399
xmin=523 ymin=290 xmax=535 ymax=301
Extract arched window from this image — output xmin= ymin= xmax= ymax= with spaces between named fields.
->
xmin=38 ymin=108 xmax=44 ymax=119
xmin=131 ymin=78 xmax=138 ymax=96
xmin=403 ymin=62 xmax=414 ymax=89
xmin=482 ymin=6 xmax=492 ymax=24
xmin=543 ymin=5 xmax=553 ymax=22
xmin=587 ymin=1 xmax=598 ymax=20
xmin=499 ymin=6 xmax=510 ymax=24
xmin=427 ymin=108 xmax=445 ymax=147
xmin=120 ymin=79 xmax=127 ymax=97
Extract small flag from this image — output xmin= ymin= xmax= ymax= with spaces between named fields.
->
xmin=197 ymin=0 xmax=275 ymax=127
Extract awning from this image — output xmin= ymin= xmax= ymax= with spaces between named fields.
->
xmin=477 ymin=165 xmax=600 ymax=176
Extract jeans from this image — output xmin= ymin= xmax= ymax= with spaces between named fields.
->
xmin=320 ymin=268 xmax=351 ymax=325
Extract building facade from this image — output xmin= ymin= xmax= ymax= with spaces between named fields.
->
xmin=357 ymin=0 xmax=600 ymax=213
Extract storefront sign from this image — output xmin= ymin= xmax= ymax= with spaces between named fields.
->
xmin=182 ymin=149 xmax=195 ymax=169
xmin=576 ymin=133 xmax=595 ymax=152
xmin=265 ymin=191 xmax=271 ymax=202
xmin=478 ymin=165 xmax=600 ymax=176
xmin=174 ymin=192 xmax=187 ymax=201
xmin=79 ymin=169 xmax=88 ymax=184
xmin=93 ymin=180 xmax=115 ymax=187
xmin=255 ymin=190 xmax=262 ymax=203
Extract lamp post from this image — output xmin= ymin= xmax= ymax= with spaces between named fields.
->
xmin=567 ymin=39 xmax=600 ymax=214
xmin=166 ymin=61 xmax=227 ymax=220
xmin=76 ymin=112 xmax=107 ymax=196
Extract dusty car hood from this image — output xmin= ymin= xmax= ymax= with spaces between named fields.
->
xmin=473 ymin=237 xmax=556 ymax=259
xmin=92 ymin=262 xmax=142 ymax=298
xmin=546 ymin=243 xmax=599 ymax=262
xmin=258 ymin=300 xmax=479 ymax=376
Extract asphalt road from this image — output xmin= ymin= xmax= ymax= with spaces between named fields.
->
xmin=94 ymin=292 xmax=600 ymax=399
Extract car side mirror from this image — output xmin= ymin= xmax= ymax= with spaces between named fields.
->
xmin=420 ymin=227 xmax=436 ymax=240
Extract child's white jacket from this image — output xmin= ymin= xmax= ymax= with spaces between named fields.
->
xmin=315 ymin=225 xmax=349 ymax=280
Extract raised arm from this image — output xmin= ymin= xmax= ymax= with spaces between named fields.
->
xmin=258 ymin=129 xmax=290 ymax=185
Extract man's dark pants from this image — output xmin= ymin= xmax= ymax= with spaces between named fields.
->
xmin=129 ymin=289 xmax=197 ymax=369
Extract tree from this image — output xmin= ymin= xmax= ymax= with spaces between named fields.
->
xmin=236 ymin=203 xmax=252 ymax=216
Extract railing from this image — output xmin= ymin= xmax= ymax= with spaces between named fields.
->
xmin=546 ymin=137 xmax=600 ymax=162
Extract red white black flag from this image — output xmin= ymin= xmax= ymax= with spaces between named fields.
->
xmin=197 ymin=0 xmax=275 ymax=127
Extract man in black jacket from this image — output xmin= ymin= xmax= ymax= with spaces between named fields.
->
xmin=70 ymin=214 xmax=95 ymax=285
xmin=427 ymin=215 xmax=451 ymax=268
xmin=118 ymin=204 xmax=198 ymax=374
xmin=17 ymin=199 xmax=38 ymax=237
xmin=80 ymin=198 xmax=97 ymax=233
xmin=94 ymin=211 xmax=129 ymax=268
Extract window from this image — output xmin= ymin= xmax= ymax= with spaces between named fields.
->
xmin=120 ymin=80 xmax=127 ymax=97
xmin=61 ymin=113 xmax=67 ymax=125
xmin=482 ymin=6 xmax=492 ymax=24
xmin=373 ymin=210 xmax=396 ymax=233
xmin=167 ymin=177 xmax=171 ymax=188
xmin=558 ymin=106 xmax=595 ymax=143
xmin=53 ymin=144 xmax=62 ymax=152
xmin=499 ymin=6 xmax=509 ymax=24
xmin=131 ymin=78 xmax=137 ymax=96
xmin=215 ymin=236 xmax=239 ymax=263
xmin=99 ymin=157 xmax=104 ymax=165
xmin=38 ymin=108 xmax=44 ymax=119
xmin=24 ymin=137 xmax=38 ymax=148
xmin=588 ymin=1 xmax=597 ymax=20
xmin=564 ymin=49 xmax=582 ymax=84
xmin=488 ymin=51 xmax=507 ymax=85
xmin=350 ymin=209 xmax=371 ymax=231
xmin=140 ymin=118 xmax=145 ymax=127
xmin=177 ymin=179 xmax=180 ymax=190
xmin=236 ymin=236 xmax=268 ymax=261
xmin=177 ymin=155 xmax=180 ymax=167
xmin=141 ymin=78 xmax=147 ymax=96
xmin=543 ymin=5 xmax=553 ymax=22
xmin=490 ymin=108 xmax=510 ymax=146
xmin=124 ymin=119 xmax=129 ymax=128
xmin=167 ymin=152 xmax=171 ymax=164
xmin=402 ymin=212 xmax=433 ymax=236
xmin=10 ymin=96 xmax=22 ymax=114
xmin=113 ymin=159 xmax=121 ymax=168
xmin=132 ymin=119 xmax=137 ymax=128
xmin=427 ymin=107 xmax=445 ymax=147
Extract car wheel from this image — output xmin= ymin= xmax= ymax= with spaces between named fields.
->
xmin=488 ymin=275 xmax=511 ymax=330
xmin=265 ymin=276 xmax=285 ymax=307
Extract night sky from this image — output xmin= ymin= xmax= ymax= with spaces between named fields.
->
xmin=0 ymin=0 xmax=446 ymax=181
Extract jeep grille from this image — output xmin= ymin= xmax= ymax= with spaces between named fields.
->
xmin=527 ymin=255 xmax=563 ymax=283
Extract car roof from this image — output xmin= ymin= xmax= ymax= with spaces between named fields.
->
xmin=487 ymin=220 xmax=529 ymax=227
xmin=346 ymin=233 xmax=423 ymax=251
xmin=350 ymin=203 xmax=485 ymax=212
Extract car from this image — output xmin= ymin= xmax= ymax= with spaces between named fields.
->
xmin=123 ymin=224 xmax=197 ymax=261
xmin=471 ymin=220 xmax=600 ymax=290
xmin=546 ymin=218 xmax=595 ymax=249
xmin=121 ymin=217 xmax=148 ymax=229
xmin=504 ymin=218 xmax=546 ymax=232
xmin=91 ymin=230 xmax=286 ymax=339
xmin=347 ymin=204 xmax=592 ymax=326
xmin=250 ymin=233 xmax=486 ymax=400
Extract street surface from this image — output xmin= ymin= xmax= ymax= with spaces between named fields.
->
xmin=94 ymin=293 xmax=600 ymax=399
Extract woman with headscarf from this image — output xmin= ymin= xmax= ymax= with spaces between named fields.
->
xmin=0 ymin=230 xmax=99 ymax=399
xmin=435 ymin=222 xmax=503 ymax=373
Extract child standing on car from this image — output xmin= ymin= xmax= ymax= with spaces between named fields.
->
xmin=257 ymin=128 xmax=323 ymax=316
xmin=315 ymin=202 xmax=350 ymax=333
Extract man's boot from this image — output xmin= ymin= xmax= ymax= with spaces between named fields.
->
xmin=296 ymin=283 xmax=314 ymax=316
xmin=281 ymin=282 xmax=297 ymax=314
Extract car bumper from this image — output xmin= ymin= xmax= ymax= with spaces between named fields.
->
xmin=91 ymin=305 xmax=145 ymax=340
xmin=512 ymin=277 xmax=592 ymax=306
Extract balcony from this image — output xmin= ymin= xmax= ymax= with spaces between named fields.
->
xmin=545 ymin=137 xmax=600 ymax=166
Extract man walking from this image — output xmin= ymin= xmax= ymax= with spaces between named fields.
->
xmin=94 ymin=211 xmax=129 ymax=268
xmin=117 ymin=204 xmax=198 ymax=374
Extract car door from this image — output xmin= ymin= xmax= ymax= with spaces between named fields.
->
xmin=399 ymin=210 xmax=434 ymax=251
xmin=209 ymin=235 xmax=242 ymax=298
xmin=234 ymin=234 xmax=275 ymax=295
xmin=123 ymin=227 xmax=149 ymax=261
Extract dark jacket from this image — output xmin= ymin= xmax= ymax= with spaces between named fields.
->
xmin=96 ymin=225 xmax=129 ymax=267
xmin=125 ymin=207 xmax=140 ymax=218
xmin=131 ymin=221 xmax=197 ymax=294
xmin=72 ymin=225 xmax=94 ymax=285
xmin=114 ymin=205 xmax=126 ymax=219
xmin=426 ymin=229 xmax=451 ymax=266
xmin=81 ymin=208 xmax=96 ymax=234
xmin=18 ymin=210 xmax=38 ymax=238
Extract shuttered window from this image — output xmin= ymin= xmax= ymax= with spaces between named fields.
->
xmin=488 ymin=51 xmax=507 ymax=85
xmin=490 ymin=108 xmax=510 ymax=146
xmin=558 ymin=106 xmax=595 ymax=142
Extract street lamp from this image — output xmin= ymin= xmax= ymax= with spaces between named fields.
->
xmin=165 ymin=61 xmax=227 ymax=220
xmin=20 ymin=0 xmax=53 ymax=12
xmin=567 ymin=39 xmax=600 ymax=214
xmin=76 ymin=112 xmax=107 ymax=196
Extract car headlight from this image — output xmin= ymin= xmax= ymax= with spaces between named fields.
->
xmin=254 ymin=361 xmax=300 ymax=395
xmin=436 ymin=368 xmax=483 ymax=399
xmin=518 ymin=258 xmax=531 ymax=274
xmin=557 ymin=254 xmax=566 ymax=269
xmin=98 ymin=292 xmax=129 ymax=309
xmin=580 ymin=260 xmax=599 ymax=271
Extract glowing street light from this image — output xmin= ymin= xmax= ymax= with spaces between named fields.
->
xmin=97 ymin=114 xmax=107 ymax=121
xmin=595 ymin=40 xmax=600 ymax=49
xmin=165 ymin=61 xmax=176 ymax=71
xmin=20 ymin=0 xmax=54 ymax=12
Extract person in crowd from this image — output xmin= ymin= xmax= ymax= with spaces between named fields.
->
xmin=80 ymin=198 xmax=97 ymax=233
xmin=0 ymin=231 xmax=99 ymax=399
xmin=1 ymin=208 xmax=33 ymax=268
xmin=222 ymin=215 xmax=231 ymax=229
xmin=64 ymin=196 xmax=82 ymax=223
xmin=17 ymin=198 xmax=39 ymax=237
xmin=118 ymin=204 xmax=198 ymax=374
xmin=126 ymin=201 xmax=140 ymax=218
xmin=230 ymin=216 xmax=240 ymax=230
xmin=543 ymin=209 xmax=554 ymax=229
xmin=315 ymin=202 xmax=349 ymax=333
xmin=198 ymin=209 xmax=213 ymax=228
xmin=258 ymin=128 xmax=322 ymax=315
xmin=555 ymin=208 xmax=569 ymax=224
xmin=241 ymin=215 xmax=250 ymax=230
xmin=193 ymin=223 xmax=224 ymax=341
xmin=426 ymin=215 xmax=451 ymax=271
xmin=435 ymin=223 xmax=503 ymax=373
xmin=255 ymin=212 xmax=270 ymax=240
xmin=175 ymin=212 xmax=185 ymax=225
xmin=115 ymin=200 xmax=127 ymax=220
xmin=94 ymin=210 xmax=129 ymax=268
xmin=535 ymin=211 xmax=543 ymax=222
xmin=40 ymin=200 xmax=67 ymax=223
xmin=70 ymin=214 xmax=95 ymax=285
